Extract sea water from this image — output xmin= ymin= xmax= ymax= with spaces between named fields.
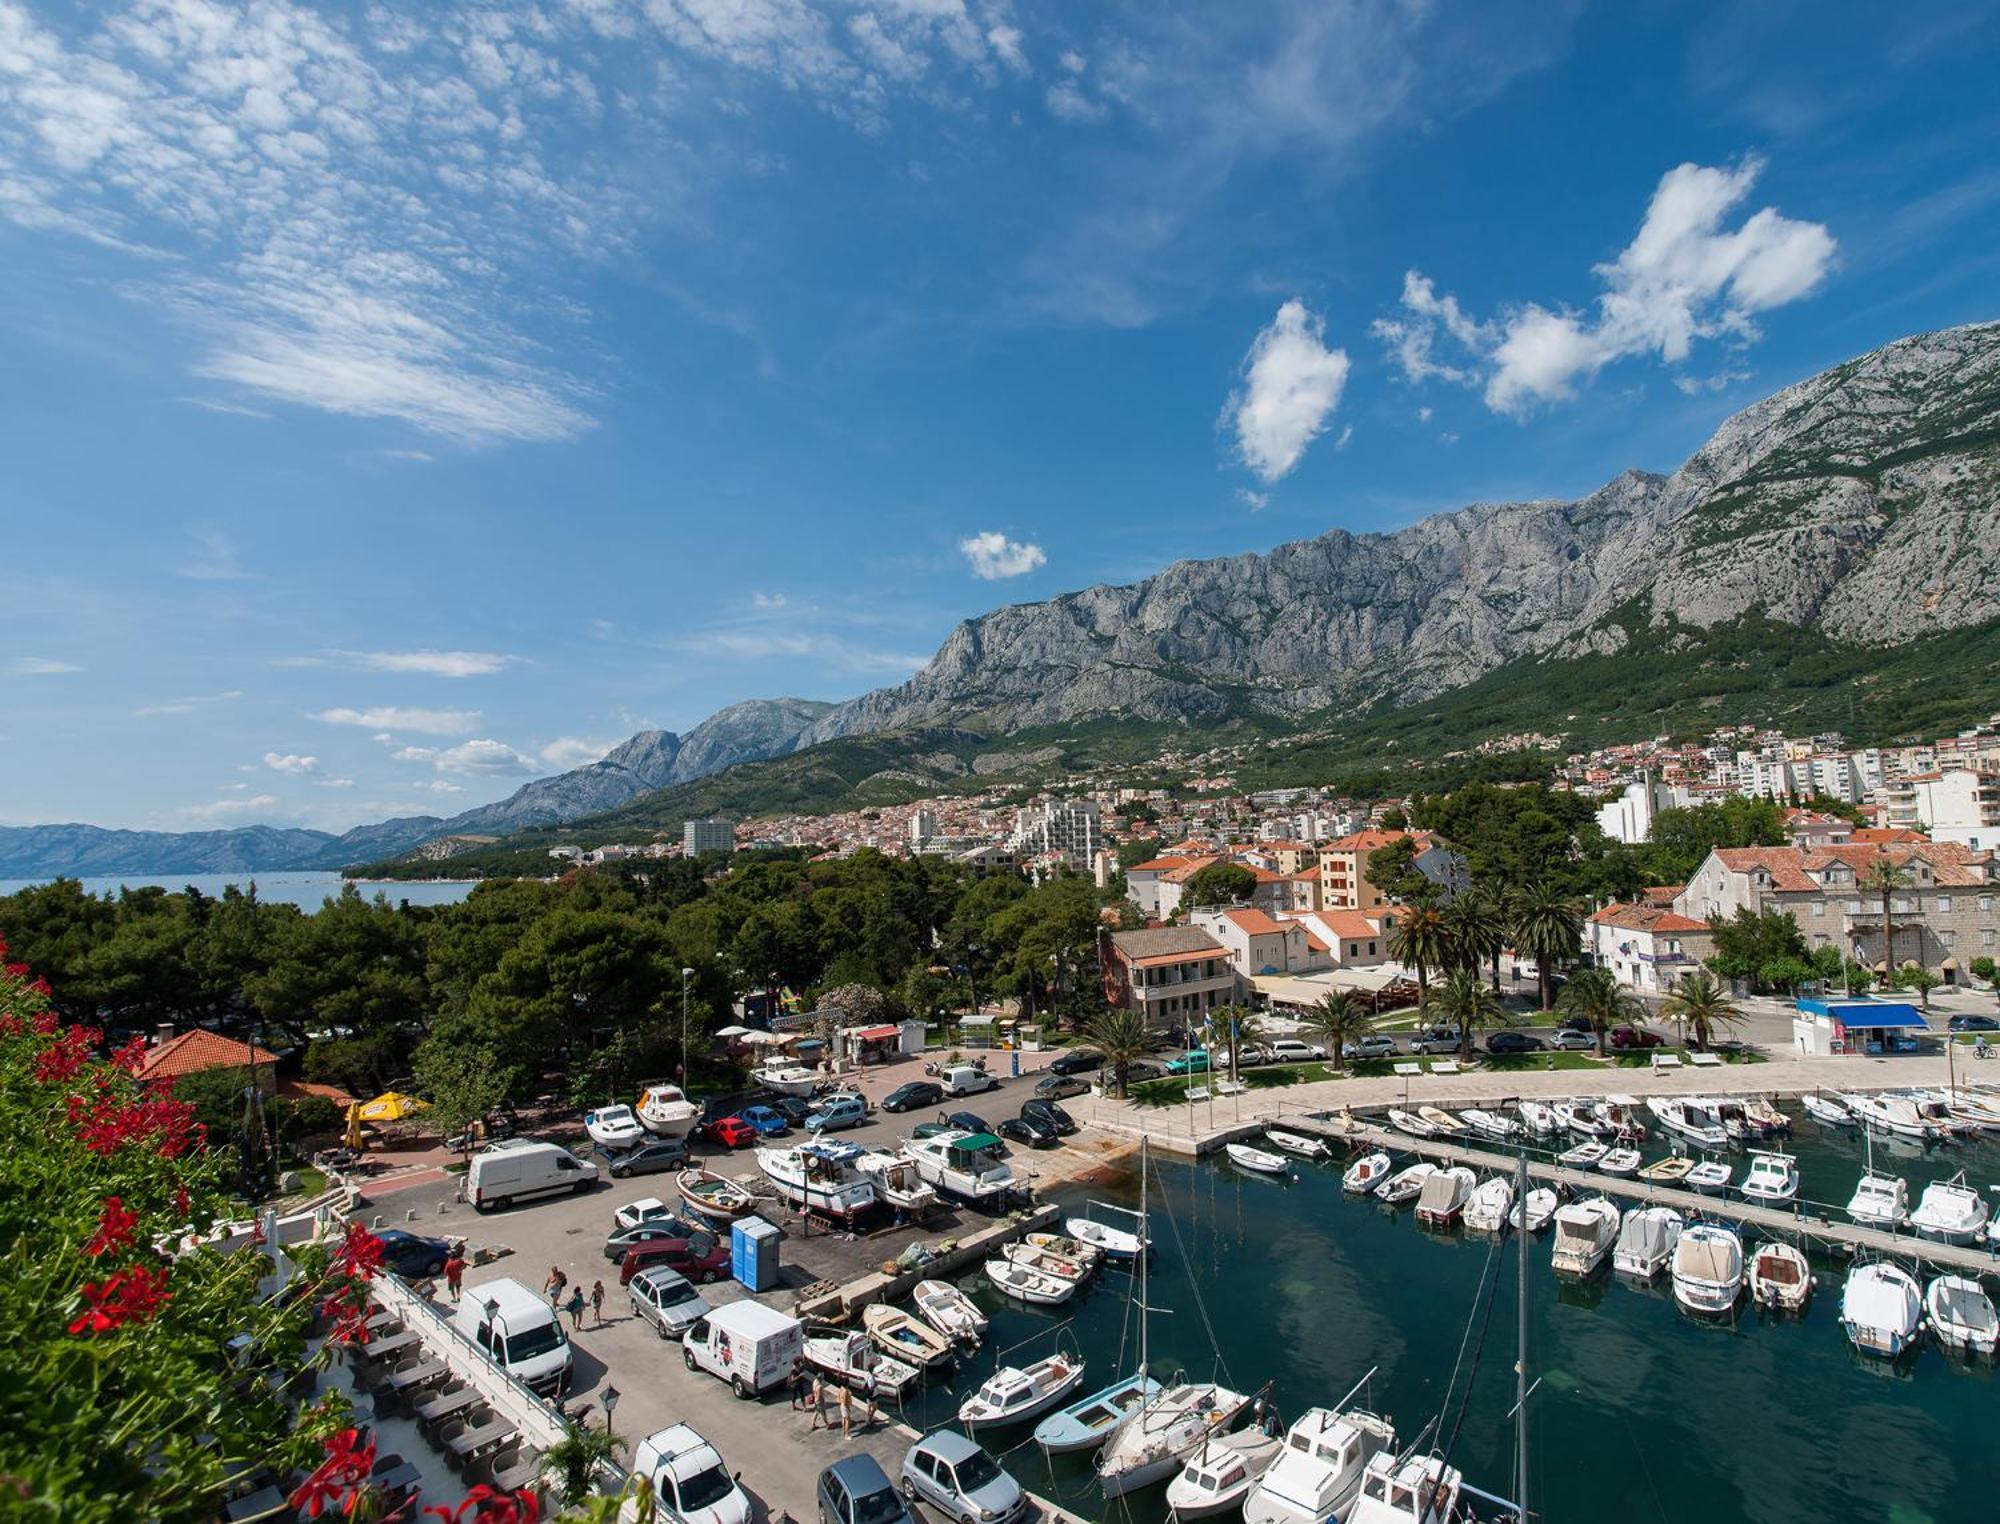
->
xmin=0 ymin=871 xmax=477 ymax=910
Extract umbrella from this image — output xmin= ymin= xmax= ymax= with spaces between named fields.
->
xmin=343 ymin=1103 xmax=366 ymax=1152
xmin=714 ymin=1025 xmax=753 ymax=1038
xmin=356 ymin=1092 xmax=430 ymax=1123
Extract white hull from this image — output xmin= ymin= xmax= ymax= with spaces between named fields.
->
xmin=1097 ymin=1384 xmax=1247 ymax=1498
xmin=1264 ymin=1129 xmax=1330 ymax=1160
xmin=1747 ymin=1243 xmax=1812 ymax=1313
xmin=1342 ymin=1152 xmax=1391 ymax=1195
xmin=1801 ymin=1094 xmax=1854 ymax=1127
xmin=1843 ymin=1264 xmax=1923 ymax=1357
xmin=912 ymin=1279 xmax=989 ymax=1345
xmin=1926 ymin=1275 xmax=2000 ymax=1357
xmin=1510 ymin=1188 xmax=1557 ymax=1234
xmin=1227 ymin=1143 xmax=1291 ymax=1175
xmin=1550 ymin=1199 xmax=1621 ymax=1277
xmin=1067 ymin=1216 xmax=1148 ymax=1259
xmin=585 ymin=1107 xmax=646 ymax=1150
xmin=1165 ymin=1431 xmax=1283 ymax=1520
xmin=636 ymin=1085 xmax=700 ymax=1138
xmin=1374 ymin=1163 xmax=1435 ymax=1204
xmin=755 ymin=1145 xmax=876 ymax=1221
xmin=1463 ymin=1178 xmax=1514 ymax=1234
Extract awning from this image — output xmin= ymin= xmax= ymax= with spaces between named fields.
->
xmin=714 ymin=1025 xmax=753 ymax=1038
xmin=1835 ymin=1005 xmax=1929 ymax=1031
xmin=854 ymin=1025 xmax=900 ymax=1040
xmin=962 ymin=1013 xmax=997 ymax=1027
xmin=950 ymin=1132 xmax=1002 ymax=1152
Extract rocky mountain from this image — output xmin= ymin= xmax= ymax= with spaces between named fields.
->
xmin=808 ymin=321 xmax=2000 ymax=739
xmin=0 ymin=822 xmax=424 ymax=878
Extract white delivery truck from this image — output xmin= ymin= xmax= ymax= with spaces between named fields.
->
xmin=680 ymin=1299 xmax=803 ymax=1399
xmin=466 ymin=1140 xmax=599 ymax=1212
xmin=454 ymin=1276 xmax=573 ymax=1396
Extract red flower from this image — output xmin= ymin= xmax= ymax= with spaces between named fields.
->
xmin=110 ymin=1034 xmax=149 ymax=1072
xmin=68 ymin=1086 xmax=204 ymax=1158
xmin=319 ymin=1283 xmax=373 ymax=1347
xmin=83 ymin=1196 xmax=140 ymax=1258
xmin=33 ymin=1026 xmax=99 ymax=1083
xmin=426 ymin=1486 xmax=541 ymax=1524
xmin=67 ymin=1263 xmax=172 ymax=1336
xmin=173 ymin=1182 xmax=191 ymax=1220
xmin=290 ymin=1428 xmax=378 ymax=1519
xmin=332 ymin=1222 xmax=387 ymax=1282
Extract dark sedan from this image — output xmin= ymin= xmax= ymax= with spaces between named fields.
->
xmin=1033 ymin=1073 xmax=1089 ymax=1101
xmin=375 ymin=1228 xmax=452 ymax=1279
xmin=605 ymin=1137 xmax=691 ymax=1178
xmin=882 ymin=1080 xmax=945 ymax=1113
xmin=618 ymin=1232 xmax=728 ymax=1286
xmin=1486 ymin=1031 xmax=1546 ymax=1054
xmin=997 ymin=1115 xmax=1059 ymax=1149
xmin=603 ymin=1219 xmax=695 ymax=1259
xmin=1609 ymin=1024 xmax=1667 ymax=1050
xmin=1049 ymin=1049 xmax=1105 ymax=1076
xmin=1948 ymin=1014 xmax=2000 ymax=1033
xmin=1019 ymin=1099 xmax=1078 ymax=1136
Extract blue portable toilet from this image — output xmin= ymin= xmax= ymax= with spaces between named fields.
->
xmin=731 ymin=1215 xmax=781 ymax=1292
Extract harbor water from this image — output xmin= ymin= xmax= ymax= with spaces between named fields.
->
xmin=895 ymin=1108 xmax=1999 ymax=1523
xmin=0 ymin=871 xmax=477 ymax=909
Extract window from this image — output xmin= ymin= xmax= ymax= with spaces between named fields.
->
xmin=1937 ymin=896 xmax=1952 ymax=912
xmin=1846 ymin=900 xmax=1862 ymax=915
xmin=1812 ymin=903 xmax=1824 ymax=917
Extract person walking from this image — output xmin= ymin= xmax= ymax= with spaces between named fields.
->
xmin=837 ymin=1383 xmax=853 ymax=1440
xmin=443 ymin=1248 xmax=466 ymax=1301
xmin=564 ymin=1284 xmax=586 ymax=1331
xmin=545 ymin=1265 xmax=566 ymax=1304
xmin=807 ymin=1375 xmax=827 ymax=1430
xmin=789 ymin=1356 xmax=808 ymax=1411
xmin=862 ymin=1371 xmax=878 ymax=1430
xmin=590 ymin=1280 xmax=606 ymax=1327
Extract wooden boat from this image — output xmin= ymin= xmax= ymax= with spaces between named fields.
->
xmin=1509 ymin=1187 xmax=1557 ymax=1234
xmin=911 ymin=1279 xmax=988 ymax=1345
xmin=1800 ymin=1092 xmax=1855 ymax=1128
xmin=959 ymin=1354 xmax=1088 ymax=1429
xmin=1264 ymin=1128 xmax=1331 ymax=1159
xmin=675 ymin=1168 xmax=757 ymax=1222
xmin=1341 ymin=1151 xmax=1391 ymax=1194
xmin=1226 ymin=1142 xmax=1291 ymax=1176
xmin=1374 ymin=1163 xmax=1435 ymax=1204
xmin=1386 ymin=1109 xmax=1435 ymax=1139
xmin=1034 ymin=1372 xmax=1162 ymax=1454
xmin=1748 ymin=1242 xmax=1812 ymax=1314
xmin=1685 ymin=1159 xmax=1733 ymax=1194
xmin=1925 ymin=1274 xmax=1999 ymax=1357
xmin=1001 ymin=1240 xmax=1092 ymax=1284
xmin=1415 ymin=1106 xmax=1467 ymax=1136
xmin=1742 ymin=1098 xmax=1790 ymax=1135
xmin=985 ymin=1257 xmax=1073 ymax=1306
xmin=1556 ymin=1140 xmax=1607 ymax=1170
xmin=802 ymin=1329 xmax=920 ymax=1396
xmin=1166 ymin=1428 xmax=1283 ymax=1520
xmin=1598 ymin=1147 xmax=1642 ymax=1179
xmin=1027 ymin=1232 xmax=1105 ymax=1268
xmin=1638 ymin=1154 xmax=1695 ymax=1185
xmin=861 ymin=1303 xmax=957 ymax=1369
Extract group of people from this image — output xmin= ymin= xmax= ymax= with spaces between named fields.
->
xmin=544 ymin=1265 xmax=608 ymax=1329
xmin=790 ymin=1356 xmax=879 ymax=1439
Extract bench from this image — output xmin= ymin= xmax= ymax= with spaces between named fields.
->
xmin=1688 ymin=1051 xmax=1724 ymax=1068
xmin=1650 ymin=1053 xmax=1685 ymax=1071
xmin=1428 ymin=1061 xmax=1461 ymax=1075
xmin=1215 ymin=1081 xmax=1245 ymax=1096
xmin=1185 ymin=1085 xmax=1212 ymax=1102
xmin=1393 ymin=1062 xmax=1423 ymax=1077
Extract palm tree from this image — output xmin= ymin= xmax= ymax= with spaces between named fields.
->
xmin=1511 ymin=882 xmax=1582 ymax=1011
xmin=1659 ymin=970 xmax=1742 ymax=1052
xmin=1444 ymin=890 xmax=1508 ymax=991
xmin=1305 ymin=990 xmax=1375 ymax=1073
xmin=543 ymin=1418 xmax=622 ymax=1508
xmin=1425 ymin=968 xmax=1506 ymax=1062
xmin=1555 ymin=966 xmax=1645 ymax=1058
xmin=1858 ymin=853 xmax=1912 ymax=974
xmin=1085 ymin=1007 xmax=1155 ymax=1099
xmin=1387 ymin=900 xmax=1451 ymax=1010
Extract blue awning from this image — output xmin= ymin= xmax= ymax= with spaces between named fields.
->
xmin=1817 ymin=1002 xmax=1928 ymax=1030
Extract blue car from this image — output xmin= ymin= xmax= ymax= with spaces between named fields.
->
xmin=1164 ymin=1049 xmax=1211 ymax=1076
xmin=739 ymin=1104 xmax=791 ymax=1137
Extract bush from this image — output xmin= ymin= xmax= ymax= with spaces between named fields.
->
xmin=275 ymin=1093 xmax=344 ymax=1137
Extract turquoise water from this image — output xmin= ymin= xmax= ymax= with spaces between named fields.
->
xmin=899 ymin=1110 xmax=2000 ymax=1523
xmin=0 ymin=872 xmax=476 ymax=909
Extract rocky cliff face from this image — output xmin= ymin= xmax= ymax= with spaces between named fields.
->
xmin=809 ymin=321 xmax=2000 ymax=739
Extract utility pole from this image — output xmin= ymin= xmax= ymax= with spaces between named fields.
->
xmin=680 ymin=966 xmax=695 ymax=1085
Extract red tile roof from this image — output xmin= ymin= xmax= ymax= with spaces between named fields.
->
xmin=1588 ymin=902 xmax=1709 ymax=934
xmin=137 ymin=1030 xmax=279 ymax=1081
xmin=1219 ymin=908 xmax=1291 ymax=935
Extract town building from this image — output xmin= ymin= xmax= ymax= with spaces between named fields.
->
xmin=1100 ymin=927 xmax=1239 ymax=1028
xmin=1880 ymin=769 xmax=2000 ymax=849
xmin=1009 ymin=798 xmax=1102 ymax=863
xmin=1584 ymin=903 xmax=1717 ymax=993
xmin=1315 ymin=830 xmax=1469 ymax=909
xmin=682 ymin=818 xmax=734 ymax=856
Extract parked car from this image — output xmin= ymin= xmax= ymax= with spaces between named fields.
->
xmin=628 ymin=1265 xmax=713 ymax=1340
xmin=819 ymin=1454 xmax=915 ymax=1524
xmin=1609 ymin=1024 xmax=1667 ymax=1050
xmin=605 ymin=1220 xmax=696 ymax=1260
xmin=1235 ymin=1043 xmax=1273 ymax=1067
xmin=613 ymin=1197 xmax=681 ymax=1231
xmin=619 ymin=1231 xmax=729 ymax=1286
xmin=1407 ymin=1027 xmax=1463 ymax=1055
xmin=1340 ymin=1034 xmax=1398 ymax=1061
xmin=1556 ymin=1014 xmax=1594 ymax=1035
xmin=1019 ymin=1099 xmax=1078 ymax=1136
xmin=997 ymin=1114 xmax=1058 ymax=1149
xmin=1948 ymin=1014 xmax=2000 ymax=1032
xmin=946 ymin=1110 xmax=993 ymax=1135
xmin=375 ymin=1228 xmax=452 ymax=1279
xmin=805 ymin=1094 xmax=868 ymax=1132
xmin=1264 ymin=1039 xmax=1326 ymax=1063
xmin=1165 ymin=1049 xmax=1211 ymax=1075
xmin=883 ymin=1080 xmax=945 ymax=1113
xmin=632 ymin=1424 xmax=753 ymax=1524
xmin=1486 ymin=1031 xmax=1546 ymax=1054
xmin=738 ymin=1105 xmax=791 ymax=1137
xmin=900 ymin=1432 xmax=1028 ymax=1524
xmin=1548 ymin=1028 xmax=1596 ymax=1051
xmin=1049 ymin=1049 xmax=1105 ymax=1076
xmin=1123 ymin=1059 xmax=1169 ymax=1083
xmin=940 ymin=1064 xmax=1000 ymax=1098
xmin=1032 ymin=1073 xmax=1089 ymax=1101
xmin=701 ymin=1116 xmax=758 ymax=1150
xmin=606 ymin=1137 xmax=692 ymax=1178
xmin=760 ymin=1094 xmax=817 ymax=1127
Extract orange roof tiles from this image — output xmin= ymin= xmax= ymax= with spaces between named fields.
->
xmin=1588 ymin=902 xmax=1709 ymax=934
xmin=136 ymin=1030 xmax=279 ymax=1081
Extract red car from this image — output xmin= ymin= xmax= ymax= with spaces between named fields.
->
xmin=618 ymin=1233 xmax=729 ymax=1286
xmin=1609 ymin=1024 xmax=1666 ymax=1050
xmin=702 ymin=1115 xmax=757 ymax=1149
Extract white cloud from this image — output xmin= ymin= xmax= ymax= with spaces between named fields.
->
xmin=410 ymin=778 xmax=464 ymax=794
xmin=1045 ymin=78 xmax=1106 ymax=123
xmin=1234 ymin=488 xmax=1269 ymax=512
xmin=1675 ymin=368 xmax=1752 ymax=395
xmin=987 ymin=25 xmax=1027 ymax=74
xmin=1058 ymin=49 xmax=1087 ymax=74
xmin=391 ymin=736 xmax=537 ymax=775
xmin=177 ymin=528 xmax=256 ymax=581
xmin=959 ymin=531 xmax=1047 ymax=580
xmin=133 ymin=689 xmax=245 ymax=717
xmin=1226 ymin=299 xmax=1351 ymax=483
xmin=355 ymin=649 xmax=514 ymax=678
xmin=1416 ymin=406 xmax=1433 ymax=423
xmin=681 ymin=629 xmax=929 ymax=674
xmin=181 ymin=793 xmax=280 ymax=822
xmin=313 ymin=706 xmax=481 ymax=734
xmin=539 ymin=736 xmax=615 ymax=770
xmin=8 ymin=657 xmax=80 ymax=675
xmin=1377 ymin=158 xmax=1835 ymax=417
xmin=263 ymin=752 xmax=321 ymax=776
xmin=750 ymin=592 xmax=789 ymax=610
xmin=1334 ymin=424 xmax=1353 ymax=450
xmin=315 ymin=777 xmax=355 ymax=788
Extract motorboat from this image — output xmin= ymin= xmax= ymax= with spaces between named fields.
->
xmin=1387 ymin=1109 xmax=1435 ymax=1139
xmin=1034 ymin=1372 xmax=1162 ymax=1454
xmin=1942 ymin=1090 xmax=2000 ymax=1130
xmin=1463 ymin=1177 xmax=1514 ymax=1234
xmin=1415 ymin=1106 xmax=1467 ymax=1136
xmin=1598 ymin=1147 xmax=1642 ymax=1179
xmin=1685 ymin=1159 xmax=1733 ymax=1194
xmin=1842 ymin=1263 xmax=1923 ymax=1357
xmin=675 ymin=1168 xmax=757 ymax=1222
xmin=1374 ymin=1163 xmax=1436 ymax=1204
xmin=1550 ymin=1197 xmax=1621 ymax=1277
xmin=1592 ymin=1097 xmax=1650 ymax=1141
xmin=1801 ymin=1093 xmax=1855 ymax=1128
xmin=1556 ymin=1140 xmax=1607 ymax=1171
xmin=1846 ymin=1172 xmax=1910 ymax=1229
xmin=1414 ymin=1166 xmax=1476 ymax=1227
xmin=1841 ymin=1092 xmax=1939 ymax=1142
xmin=1027 ymin=1232 xmax=1107 ymax=1268
xmin=1671 ymin=1224 xmax=1745 ymax=1317
xmin=912 ymin=1279 xmax=989 ymax=1346
xmin=755 ymin=1140 xmax=877 ymax=1222
xmin=1264 ymin=1128 xmax=1331 ymax=1160
xmin=903 ymin=1131 xmax=1022 ymax=1212
xmin=1165 ymin=1428 xmax=1284 ymax=1520
xmin=1458 ymin=1109 xmax=1521 ymax=1142
xmin=1066 ymin=1206 xmax=1149 ymax=1260
xmin=635 ymin=1083 xmax=700 ymax=1138
xmin=958 ymin=1353 xmax=1088 ymax=1429
xmin=1516 ymin=1100 xmax=1560 ymax=1136
xmin=861 ymin=1303 xmax=956 ymax=1370
xmin=1553 ymin=1100 xmax=1612 ymax=1139
xmin=749 ymin=1063 xmax=819 ymax=1098
xmin=1737 ymin=1151 xmax=1800 ymax=1204
xmin=1742 ymin=1099 xmax=1790 ymax=1135
xmin=1910 ymin=1171 xmax=1990 ymax=1245
xmin=1712 ymin=1098 xmax=1757 ymax=1144
xmin=1000 ymin=1240 xmax=1093 ymax=1285
xmin=1342 ymin=1151 xmax=1392 ymax=1195
xmin=853 ymin=1149 xmax=939 ymax=1217
xmin=585 ymin=1104 xmax=645 ymax=1150
xmin=1345 ymin=1451 xmax=1462 ymax=1524
xmin=1226 ymin=1142 xmax=1292 ymax=1176
xmin=1638 ymin=1155 xmax=1695 ymax=1185
xmin=1096 ymin=1380 xmax=1250 ymax=1497
xmin=801 ymin=1329 xmax=920 ymax=1397
xmin=1925 ymin=1275 xmax=1999 ymax=1357
xmin=1648 ymin=1097 xmax=1729 ymax=1150
xmin=1241 ymin=1406 xmax=1397 ymax=1524
xmin=1747 ymin=1242 xmax=1812 ymax=1313
xmin=985 ymin=1256 xmax=1074 ymax=1306
xmin=1510 ymin=1188 xmax=1558 ymax=1233
xmin=1897 ymin=1091 xmax=1968 ymax=1141
xmin=1612 ymin=1206 xmax=1682 ymax=1280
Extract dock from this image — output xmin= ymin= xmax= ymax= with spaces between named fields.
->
xmin=1284 ymin=1113 xmax=2000 ymax=1279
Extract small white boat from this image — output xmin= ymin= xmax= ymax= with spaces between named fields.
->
xmin=676 ymin=1168 xmax=757 ymax=1221
xmin=1841 ymin=1092 xmax=1938 ymax=1142
xmin=1165 ymin=1428 xmax=1283 ymax=1519
xmin=1741 ymin=1098 xmax=1790 ymax=1136
xmin=1345 ymin=1451 xmax=1462 ymax=1524
xmin=1612 ymin=1206 xmax=1682 ymax=1280
xmin=1374 ymin=1163 xmax=1436 ymax=1204
xmin=1226 ymin=1142 xmax=1292 ymax=1176
xmin=1458 ymin=1109 xmax=1521 ymax=1142
xmin=1737 ymin=1151 xmax=1800 ymax=1204
xmin=1264 ymin=1128 xmax=1331 ymax=1160
xmin=1510 ymin=1187 xmax=1558 ymax=1233
xmin=749 ymin=1063 xmax=820 ymax=1098
xmin=1685 ymin=1159 xmax=1733 ymax=1194
xmin=1416 ymin=1106 xmax=1467 ymax=1136
xmin=1671 ymin=1224 xmax=1745 ymax=1317
xmin=1593 ymin=1097 xmax=1650 ymax=1141
xmin=1096 ymin=1381 xmax=1250 ymax=1497
xmin=1747 ymin=1242 xmax=1812 ymax=1313
xmin=1598 ymin=1147 xmax=1642 ymax=1179
xmin=1034 ymin=1372 xmax=1162 ymax=1454
xmin=1027 ymin=1232 xmax=1106 ymax=1269
xmin=1001 ymin=1240 xmax=1092 ymax=1284
xmin=1241 ymin=1406 xmax=1398 ymax=1524
xmin=1554 ymin=1101 xmax=1613 ymax=1139
xmin=1556 ymin=1140 xmax=1607 ymax=1170
xmin=1638 ymin=1155 xmax=1696 ymax=1185
xmin=854 ymin=1149 xmax=940 ymax=1216
xmin=1801 ymin=1093 xmax=1855 ymax=1128
xmin=1550 ymin=1197 xmax=1621 ymax=1277
xmin=912 ymin=1279 xmax=988 ymax=1345
xmin=801 ymin=1330 xmax=920 ymax=1396
xmin=1910 ymin=1172 xmax=1990 ymax=1246
xmin=1516 ymin=1100 xmax=1560 ymax=1136
xmin=1925 ymin=1274 xmax=1999 ymax=1357
xmin=862 ymin=1303 xmax=956 ymax=1369
xmin=1648 ymin=1097 xmax=1729 ymax=1150
xmin=1463 ymin=1177 xmax=1514 ymax=1234
xmin=585 ymin=1104 xmax=645 ymax=1150
xmin=1387 ymin=1109 xmax=1435 ymax=1139
xmin=1842 ymin=1262 xmax=1923 ymax=1357
xmin=1414 ymin=1166 xmax=1476 ymax=1227
xmin=959 ymin=1354 xmax=1088 ymax=1429
xmin=635 ymin=1083 xmax=700 ymax=1137
xmin=1342 ymin=1151 xmax=1392 ymax=1195
xmin=1067 ymin=1207 xmax=1149 ymax=1260
xmin=1846 ymin=1172 xmax=1910 ymax=1229
xmin=985 ymin=1256 xmax=1074 ymax=1305
xmin=756 ymin=1140 xmax=877 ymax=1222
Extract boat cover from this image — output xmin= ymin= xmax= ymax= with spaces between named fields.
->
xmin=1930 ymin=1279 xmax=1998 ymax=1334
xmin=1676 ymin=1236 xmax=1740 ymax=1281
xmin=1617 ymin=1212 xmax=1679 ymax=1263
xmin=1416 ymin=1173 xmax=1466 ymax=1214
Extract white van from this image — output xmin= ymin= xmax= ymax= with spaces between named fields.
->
xmin=454 ymin=1276 xmax=573 ymax=1395
xmin=940 ymin=1064 xmax=998 ymax=1098
xmin=681 ymin=1299 xmax=803 ymax=1398
xmin=467 ymin=1140 xmax=599 ymax=1212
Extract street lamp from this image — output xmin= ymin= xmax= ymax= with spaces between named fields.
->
xmin=602 ymin=1383 xmax=621 ymax=1438
xmin=680 ymin=967 xmax=695 ymax=1085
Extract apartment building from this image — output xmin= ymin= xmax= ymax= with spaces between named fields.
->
xmin=1585 ymin=903 xmax=1717 ymax=993
xmin=1010 ymin=798 xmax=1102 ymax=863
xmin=682 ymin=818 xmax=734 ymax=856
xmin=1879 ymin=770 xmax=2000 ymax=850
xmin=1315 ymin=830 xmax=1469 ymax=910
xmin=1101 ymin=927 xmax=1240 ymax=1028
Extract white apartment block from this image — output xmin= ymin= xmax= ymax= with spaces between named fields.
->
xmin=682 ymin=818 xmax=734 ymax=856
xmin=1880 ymin=770 xmax=2000 ymax=850
xmin=1010 ymin=798 xmax=1102 ymax=862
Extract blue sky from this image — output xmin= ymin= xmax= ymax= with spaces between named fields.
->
xmin=3 ymin=0 xmax=1997 ymax=833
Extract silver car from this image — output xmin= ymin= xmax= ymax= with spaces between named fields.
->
xmin=1548 ymin=1028 xmax=1596 ymax=1051
xmin=628 ymin=1266 xmax=712 ymax=1340
xmin=900 ymin=1432 xmax=1027 ymax=1524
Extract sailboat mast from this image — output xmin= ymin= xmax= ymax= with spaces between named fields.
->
xmin=1138 ymin=1136 xmax=1149 ymax=1380
xmin=1515 ymin=1143 xmax=1530 ymax=1521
